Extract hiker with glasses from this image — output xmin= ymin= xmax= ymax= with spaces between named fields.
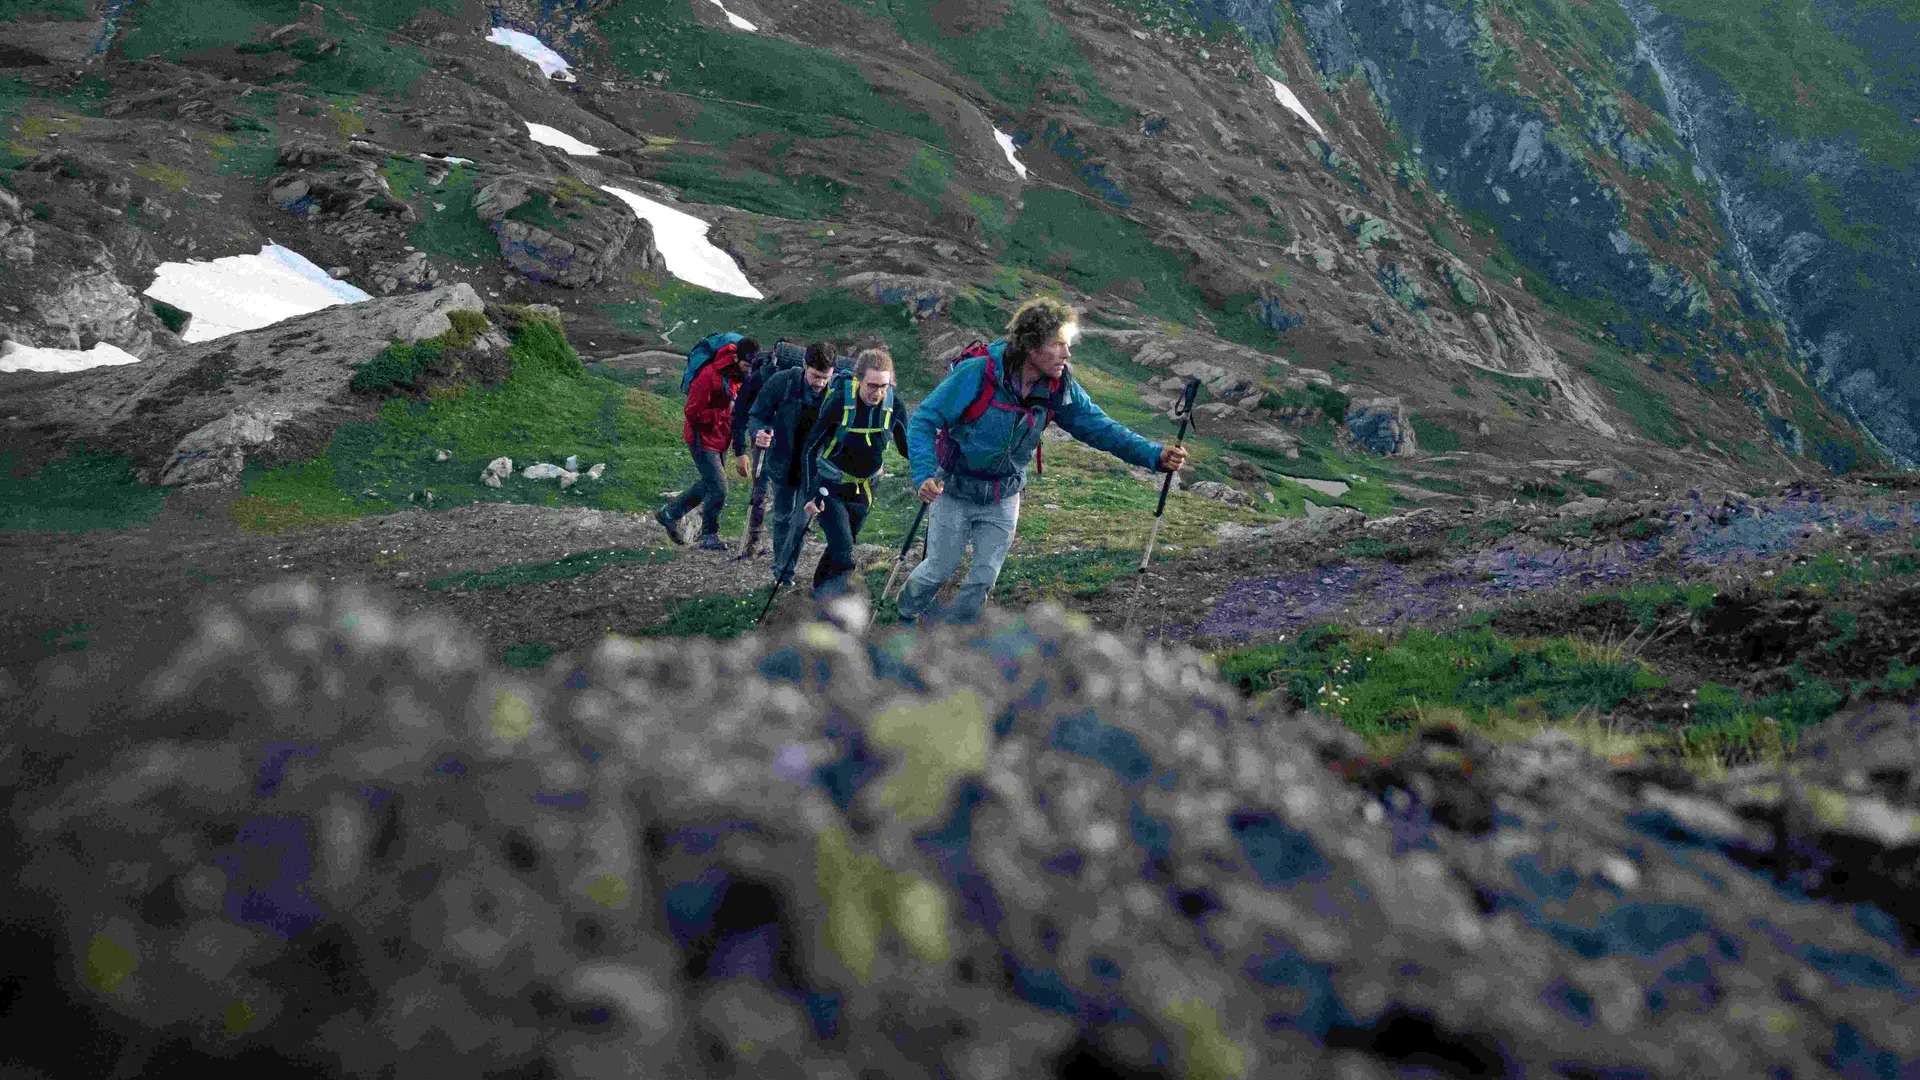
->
xmin=746 ymin=344 xmax=837 ymax=570
xmin=896 ymin=296 xmax=1187 ymax=625
xmin=798 ymin=348 xmax=910 ymax=599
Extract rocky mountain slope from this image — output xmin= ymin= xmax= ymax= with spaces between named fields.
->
xmin=0 ymin=0 xmax=1899 ymax=492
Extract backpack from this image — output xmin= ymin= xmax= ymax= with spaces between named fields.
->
xmin=681 ymin=331 xmax=744 ymax=394
xmin=934 ymin=340 xmax=1058 ymax=479
xmin=814 ymin=372 xmax=896 ymax=500
xmin=772 ymin=340 xmax=807 ymax=371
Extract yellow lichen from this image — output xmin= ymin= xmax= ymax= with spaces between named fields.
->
xmin=867 ymin=690 xmax=986 ymax=826
xmin=83 ymin=933 xmax=138 ymax=995
xmin=1161 ymin=998 xmax=1248 ymax=1080
xmin=491 ymin=688 xmax=533 ymax=740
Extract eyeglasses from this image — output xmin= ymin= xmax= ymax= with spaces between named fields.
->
xmin=859 ymin=379 xmax=892 ymax=393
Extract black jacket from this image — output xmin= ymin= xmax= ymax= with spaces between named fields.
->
xmin=746 ymin=366 xmax=829 ymax=486
xmin=802 ymin=373 xmax=911 ymax=500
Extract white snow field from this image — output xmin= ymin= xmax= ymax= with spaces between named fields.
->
xmin=1268 ymin=77 xmax=1327 ymax=137
xmin=599 ymin=186 xmax=764 ymax=299
xmin=525 ymin=121 xmax=601 ymax=156
xmin=144 ymin=243 xmax=373 ymax=344
xmin=0 ymin=339 xmax=144 ymax=374
xmin=993 ymin=127 xmax=1030 ymax=180
xmin=487 ymin=27 xmax=575 ymax=82
xmin=705 ymin=0 xmax=757 ymax=31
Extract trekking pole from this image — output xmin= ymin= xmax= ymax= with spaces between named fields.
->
xmin=756 ymin=487 xmax=827 ymax=626
xmin=1124 ymin=379 xmax=1201 ymax=633
xmin=881 ymin=501 xmax=930 ymax=603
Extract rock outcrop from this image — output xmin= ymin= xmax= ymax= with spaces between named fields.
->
xmin=4 ymin=584 xmax=1911 ymax=1079
xmin=0 ymin=283 xmax=494 ymax=483
xmin=472 ymin=174 xmax=659 ymax=288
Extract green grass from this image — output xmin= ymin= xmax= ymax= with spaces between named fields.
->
xmin=1584 ymin=349 xmax=1684 ymax=447
xmin=1652 ymin=0 xmax=1920 ymax=168
xmin=384 ymin=161 xmax=500 ymax=266
xmin=1212 ymin=625 xmax=1667 ymax=736
xmin=120 ymin=1 xmax=448 ymax=97
xmin=990 ymin=547 xmax=1173 ymax=600
xmin=0 ymin=0 xmax=91 ymax=16
xmin=1767 ymin=547 xmax=1920 ymax=593
xmin=1480 ymin=370 xmax=1551 ymax=401
xmin=38 ymin=620 xmax=92 ymax=652
xmin=0 ymin=449 xmax=170 ymax=532
xmin=428 ymin=548 xmax=675 ymax=592
xmin=1579 ymin=580 xmax=1719 ymax=628
xmin=854 ymin=0 xmax=1131 ymax=124
xmin=237 ymin=318 xmax=748 ymax=531
xmin=1408 ymin=415 xmax=1461 ymax=453
xmin=639 ymin=589 xmax=767 ymax=639
xmin=999 ymin=192 xmax=1289 ymax=353
xmin=1260 ymin=385 xmax=1350 ymax=418
xmin=502 ymin=642 xmax=559 ymax=669
xmin=601 ymin=0 xmax=948 ymax=147
xmin=640 ymin=151 xmax=851 ymax=220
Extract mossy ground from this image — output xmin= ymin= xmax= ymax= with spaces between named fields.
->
xmin=0 ymin=450 xmax=169 ymax=532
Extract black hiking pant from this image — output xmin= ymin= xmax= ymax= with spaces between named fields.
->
xmin=810 ymin=487 xmax=870 ymax=600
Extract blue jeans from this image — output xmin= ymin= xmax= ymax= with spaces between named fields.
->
xmin=663 ymin=442 xmax=726 ymax=536
xmin=810 ymin=491 xmax=871 ymax=599
xmin=895 ymin=491 xmax=1020 ymax=623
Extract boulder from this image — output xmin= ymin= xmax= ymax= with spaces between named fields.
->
xmin=835 ymin=273 xmax=955 ymax=320
xmin=482 ymin=456 xmax=514 ymax=487
xmin=157 ymin=407 xmax=296 ymax=487
xmin=1189 ymin=480 xmax=1254 ymax=507
xmin=1556 ymin=496 xmax=1611 ymax=518
xmin=11 ymin=584 xmax=1908 ymax=1079
xmin=1344 ymin=399 xmax=1417 ymax=457
xmin=5 ymin=284 xmax=489 ymax=481
xmin=472 ymin=174 xmax=659 ymax=288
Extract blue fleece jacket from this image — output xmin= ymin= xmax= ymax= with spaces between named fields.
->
xmin=906 ymin=340 xmax=1164 ymax=492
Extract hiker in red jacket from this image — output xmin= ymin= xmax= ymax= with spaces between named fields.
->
xmin=656 ymin=338 xmax=755 ymax=552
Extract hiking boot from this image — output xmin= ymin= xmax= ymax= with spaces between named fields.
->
xmin=654 ymin=509 xmax=685 ymax=545
xmin=697 ymin=534 xmax=728 ymax=553
xmin=729 ymin=541 xmax=762 ymax=563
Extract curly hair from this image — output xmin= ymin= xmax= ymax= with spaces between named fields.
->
xmin=1003 ymin=296 xmax=1079 ymax=363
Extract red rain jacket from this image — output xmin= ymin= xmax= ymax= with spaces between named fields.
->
xmin=683 ymin=344 xmax=744 ymax=452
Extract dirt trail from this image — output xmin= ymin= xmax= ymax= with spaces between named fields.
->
xmin=3 ymin=479 xmax=1918 ymax=715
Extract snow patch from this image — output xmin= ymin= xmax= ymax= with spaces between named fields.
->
xmin=487 ymin=27 xmax=575 ymax=82
xmin=0 ymin=339 xmax=144 ymax=374
xmin=705 ymin=0 xmax=757 ymax=31
xmin=993 ymin=127 xmax=1029 ymax=180
xmin=420 ymin=153 xmax=474 ymax=166
xmin=144 ymin=243 xmax=373 ymax=344
xmin=1267 ymin=77 xmax=1326 ymax=138
xmin=525 ymin=122 xmax=601 ymax=157
xmin=599 ymin=186 xmax=764 ymax=300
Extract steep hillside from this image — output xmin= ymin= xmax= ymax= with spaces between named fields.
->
xmin=0 ymin=0 xmax=1894 ymax=500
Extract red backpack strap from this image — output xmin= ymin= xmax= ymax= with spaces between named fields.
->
xmin=956 ymin=347 xmax=999 ymax=425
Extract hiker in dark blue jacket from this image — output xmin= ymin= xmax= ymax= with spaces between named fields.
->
xmin=799 ymin=348 xmax=910 ymax=598
xmin=897 ymin=296 xmax=1187 ymax=625
xmin=746 ymin=344 xmax=836 ymax=570
xmin=729 ymin=339 xmax=806 ymax=560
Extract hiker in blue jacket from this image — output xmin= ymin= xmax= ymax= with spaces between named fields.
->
xmin=799 ymin=348 xmax=910 ymax=598
xmin=745 ymin=344 xmax=836 ymax=568
xmin=897 ymin=296 xmax=1188 ymax=625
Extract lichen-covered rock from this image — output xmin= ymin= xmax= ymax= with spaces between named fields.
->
xmin=3 ymin=585 xmax=1914 ymax=1079
xmin=1344 ymin=399 xmax=1417 ymax=457
xmin=471 ymin=174 xmax=658 ymax=288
